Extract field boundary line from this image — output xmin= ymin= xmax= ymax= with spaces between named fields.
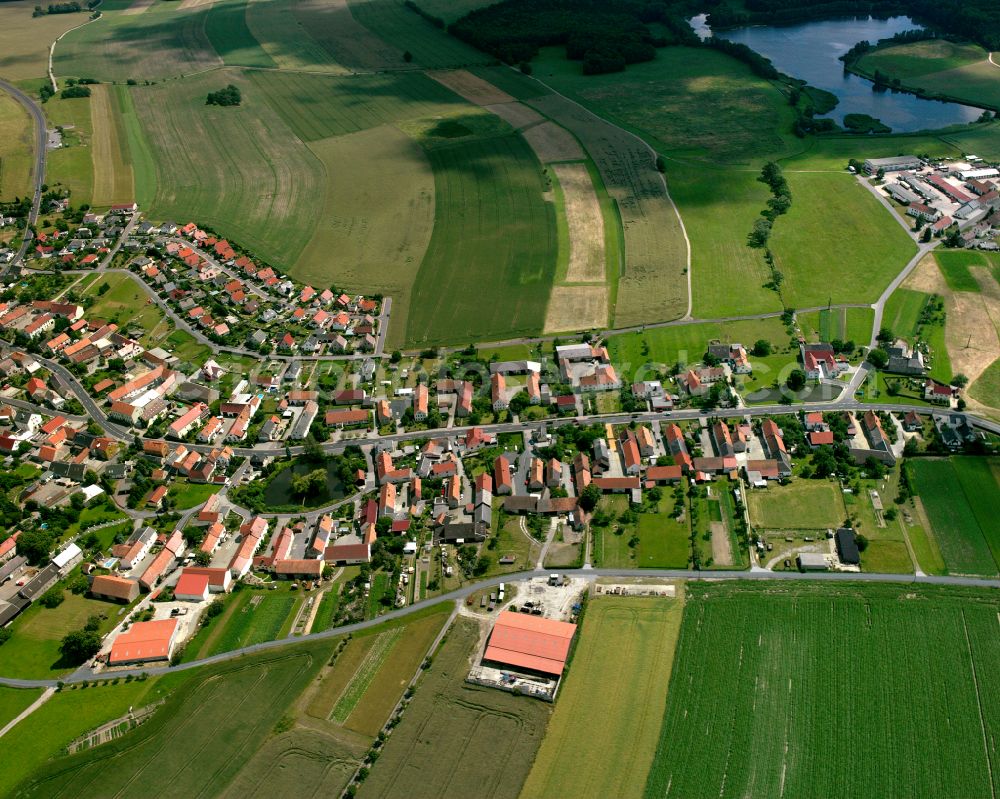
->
xmin=504 ymin=66 xmax=693 ymax=319
xmin=960 ymin=608 xmax=997 ymax=799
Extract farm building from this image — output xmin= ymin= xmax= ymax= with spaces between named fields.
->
xmin=835 ymin=528 xmax=861 ymax=566
xmin=483 ymin=611 xmax=577 ymax=677
xmin=108 ymin=618 xmax=180 ymax=665
xmin=797 ymin=553 xmax=829 ymax=571
xmin=174 ymin=571 xmax=211 ymax=602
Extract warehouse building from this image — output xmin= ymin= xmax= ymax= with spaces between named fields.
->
xmin=483 ymin=611 xmax=577 ymax=677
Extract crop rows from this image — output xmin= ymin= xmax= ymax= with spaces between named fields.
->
xmin=331 ymin=628 xmax=402 ymax=722
xmin=644 ymin=583 xmax=1000 ymax=799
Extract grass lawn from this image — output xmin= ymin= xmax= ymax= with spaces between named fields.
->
xmin=0 ymin=686 xmax=42 ymax=730
xmin=0 ymin=88 xmax=33 ymax=201
xmin=860 ymin=539 xmax=912 ymax=573
xmin=935 ymin=251 xmax=983 ymax=292
xmin=0 ymin=591 xmax=128 ymax=679
xmin=593 ymin=495 xmax=690 ymax=569
xmin=906 ymin=521 xmax=947 ymax=576
xmin=357 ymin=617 xmax=550 ymax=799
xmin=366 ymin=572 xmax=390 ymax=619
xmin=43 ymin=95 xmax=95 ymax=207
xmin=485 ymin=511 xmax=542 ymax=575
xmin=606 ymin=317 xmax=790 ymax=383
xmin=645 ymin=581 xmax=1000 ymax=799
xmin=769 ymin=172 xmax=917 ymax=309
xmin=747 ymin=479 xmax=846 ymax=531
xmin=405 ymin=132 xmax=557 ymax=346
xmin=910 ymin=458 xmax=999 ymax=576
xmin=522 ymin=594 xmax=684 ymax=799
xmin=797 ymin=306 xmax=874 ymax=347
xmin=166 ymin=481 xmax=218 ymax=511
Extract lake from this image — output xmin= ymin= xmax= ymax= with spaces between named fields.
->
xmin=690 ymin=14 xmax=981 ymax=132
xmin=263 ymin=459 xmax=347 ymax=507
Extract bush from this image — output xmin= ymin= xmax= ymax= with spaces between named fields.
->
xmin=60 ymin=85 xmax=91 ymax=99
xmin=39 ymin=588 xmax=65 ymax=609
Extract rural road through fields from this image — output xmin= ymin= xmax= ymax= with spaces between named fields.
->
xmin=0 ymin=78 xmax=46 ymax=275
xmin=1 ymin=567 xmax=999 ymax=688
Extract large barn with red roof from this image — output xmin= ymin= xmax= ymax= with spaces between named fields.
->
xmin=483 ymin=611 xmax=577 ymax=677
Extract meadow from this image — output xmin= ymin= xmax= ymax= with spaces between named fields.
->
xmin=182 ymin=586 xmax=300 ymax=660
xmin=910 ymin=458 xmax=999 ymax=576
xmin=855 ymin=40 xmax=1000 ymax=110
xmin=522 ymin=594 xmax=684 ymax=799
xmin=14 ymin=644 xmax=334 ymax=798
xmin=358 ymin=617 xmax=550 ymax=799
xmin=606 ymin=316 xmax=790 ymax=383
xmin=88 ymin=84 xmax=135 ymax=208
xmin=592 ymin=495 xmax=690 ymax=569
xmin=970 ymin=357 xmax=1000 ymax=412
xmin=747 ymin=479 xmax=846 ymax=531
xmin=244 ymin=0 xmax=347 ymax=72
xmin=54 ymin=3 xmax=221 ymax=82
xmin=881 ymin=287 xmax=928 ymax=338
xmin=0 ymin=89 xmax=32 ymax=201
xmin=42 ymin=94 xmax=96 ymax=207
xmin=204 ymin=0 xmax=276 ymax=68
xmin=0 ymin=687 xmax=42 ymax=730
xmin=644 ymin=581 xmax=1000 ymax=799
xmin=768 ymin=172 xmax=917 ymax=309
xmin=405 ymin=132 xmax=557 ymax=345
xmin=936 ymin=250 xmax=986 ymax=292
xmin=797 ymin=306 xmax=874 ymax=346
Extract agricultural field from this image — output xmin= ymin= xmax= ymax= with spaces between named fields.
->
xmin=358 ymin=617 xmax=550 ymax=799
xmin=936 ymin=250 xmax=984 ymax=293
xmin=14 ymin=644 xmax=337 ymax=798
xmin=969 ymin=357 xmax=1000 ymax=412
xmin=0 ymin=1 xmax=89 ymax=82
xmin=606 ymin=316 xmax=791 ymax=383
xmin=0 ymin=687 xmax=42 ymax=731
xmin=42 ymin=94 xmax=96 ymax=207
xmin=204 ymin=0 xmax=276 ymax=68
xmin=0 ymin=590 xmax=127 ymax=679
xmin=0 ymin=89 xmax=32 ymax=201
xmin=881 ymin=287 xmax=928 ymax=339
xmin=88 ymin=84 xmax=135 ymax=208
xmin=644 ymin=581 xmax=1000 ymax=799
xmin=768 ymin=172 xmax=917 ymax=309
xmin=405 ymin=132 xmax=557 ymax=345
xmin=182 ymin=586 xmax=300 ymax=660
xmin=797 ymin=306 xmax=874 ymax=347
xmin=855 ymin=40 xmax=1000 ymax=110
xmin=592 ymin=495 xmax=690 ymax=569
xmin=522 ymin=594 xmax=684 ymax=799
xmin=909 ymin=458 xmax=1000 ymax=576
xmin=125 ymin=70 xmax=325 ymax=269
xmin=747 ymin=479 xmax=846 ymax=532
xmin=54 ymin=2 xmax=221 ymax=82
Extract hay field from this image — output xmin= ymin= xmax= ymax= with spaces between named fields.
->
xmin=0 ymin=88 xmax=32 ymax=200
xmin=544 ymin=284 xmax=607 ymax=332
xmin=645 ymin=582 xmax=1000 ymax=799
xmin=769 ymin=172 xmax=917 ymax=309
xmin=246 ymin=0 xmax=348 ymax=72
xmin=406 ymin=133 xmax=557 ymax=345
xmin=127 ymin=70 xmax=323 ymax=268
xmin=522 ymin=595 xmax=684 ymax=799
xmin=293 ymin=126 xmax=435 ymax=348
xmin=0 ymin=1 xmax=88 ymax=81
xmin=428 ymin=68 xmax=513 ymax=105
xmin=552 ymin=163 xmax=605 ymax=282
xmin=248 ymin=70 xmax=464 ymax=141
xmin=89 ymin=84 xmax=134 ymax=207
xmin=54 ymin=3 xmax=221 ymax=81
xmin=357 ymin=617 xmax=550 ymax=799
xmin=293 ymin=0 xmax=407 ymax=72
xmin=528 ymin=93 xmax=687 ymax=326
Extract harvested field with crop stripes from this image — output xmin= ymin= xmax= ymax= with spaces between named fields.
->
xmin=644 ymin=582 xmax=1000 ymax=799
xmin=89 ymin=84 xmax=135 ymax=207
xmin=358 ymin=617 xmax=550 ymax=799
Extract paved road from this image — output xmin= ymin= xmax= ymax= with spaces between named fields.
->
xmin=0 ymin=78 xmax=46 ymax=274
xmin=2 ymin=566 xmax=998 ymax=688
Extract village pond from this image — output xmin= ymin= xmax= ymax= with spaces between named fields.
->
xmin=691 ymin=14 xmax=982 ymax=132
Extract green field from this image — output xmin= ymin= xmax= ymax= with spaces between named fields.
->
xmin=125 ymin=69 xmax=324 ymax=270
xmin=522 ymin=594 xmax=684 ymax=799
xmin=14 ymin=644 xmax=338 ymax=798
xmin=606 ymin=316 xmax=790 ymax=382
xmin=592 ymin=495 xmax=690 ymax=569
xmin=910 ymin=458 xmax=1000 ymax=576
xmin=358 ymin=617 xmax=550 ymax=799
xmin=0 ymin=88 xmax=32 ymax=201
xmin=0 ymin=687 xmax=42 ymax=730
xmin=970 ymin=356 xmax=1000 ymax=411
xmin=881 ymin=287 xmax=928 ymax=338
xmin=0 ymin=1 xmax=90 ymax=82
xmin=43 ymin=94 xmax=96 ymax=206
xmin=83 ymin=273 xmax=164 ymax=342
xmin=644 ymin=581 xmax=1000 ymax=799
xmin=0 ymin=591 xmax=126 ymax=679
xmin=205 ymin=0 xmax=276 ymax=68
xmin=797 ymin=306 xmax=874 ymax=346
xmin=166 ymin=481 xmax=218 ymax=510
xmin=769 ymin=172 xmax=917 ymax=309
xmin=405 ymin=133 xmax=557 ymax=345
xmin=185 ymin=587 xmax=300 ymax=659
xmin=54 ymin=3 xmax=221 ymax=82
xmin=936 ymin=251 xmax=984 ymax=292
xmin=855 ymin=40 xmax=1000 ymax=110
xmin=747 ymin=479 xmax=846 ymax=531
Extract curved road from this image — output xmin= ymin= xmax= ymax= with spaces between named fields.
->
xmin=0 ymin=78 xmax=46 ymax=273
xmin=1 ymin=566 xmax=998 ymax=688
